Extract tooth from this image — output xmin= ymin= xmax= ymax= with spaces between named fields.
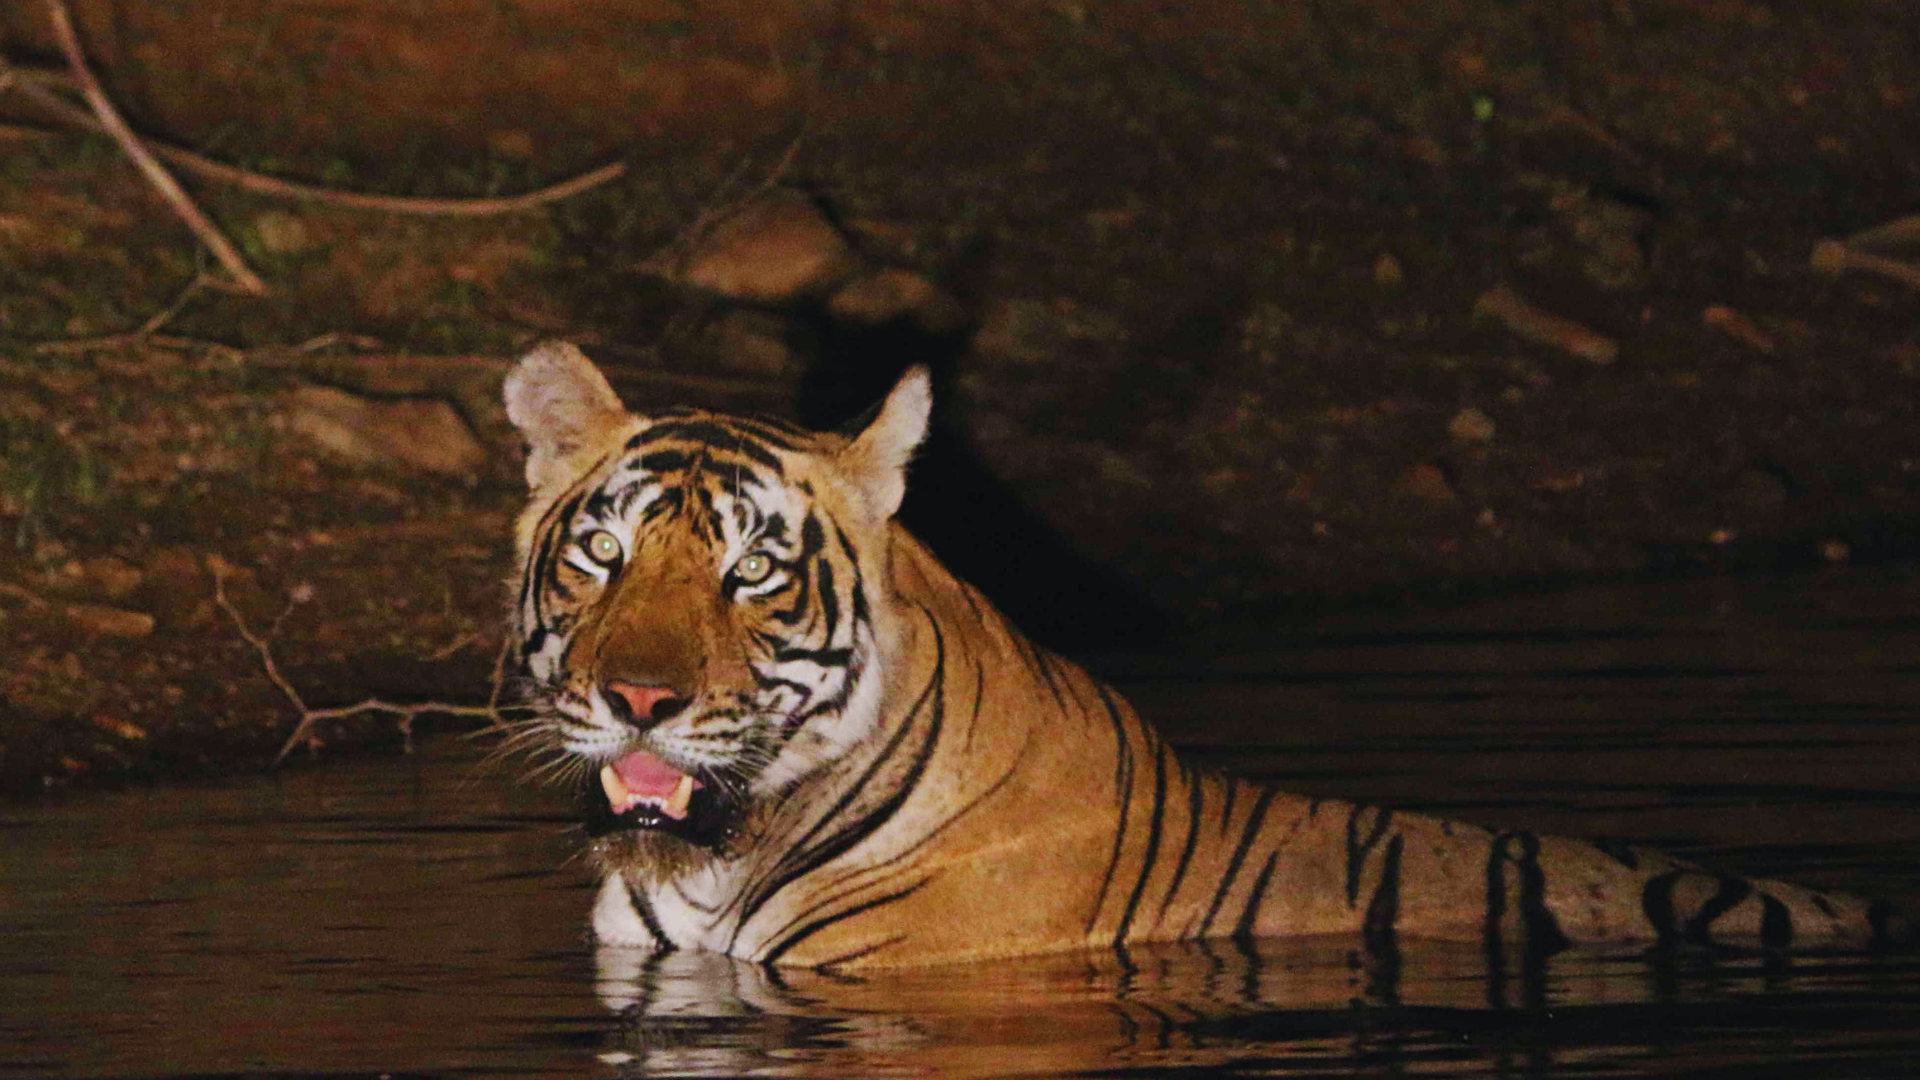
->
xmin=664 ymin=774 xmax=695 ymax=820
xmin=600 ymin=765 xmax=633 ymax=813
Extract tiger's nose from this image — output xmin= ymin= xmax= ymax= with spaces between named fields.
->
xmin=605 ymin=681 xmax=689 ymax=727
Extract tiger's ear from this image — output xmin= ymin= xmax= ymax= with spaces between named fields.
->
xmin=504 ymin=341 xmax=628 ymax=491
xmin=838 ymin=365 xmax=931 ymax=519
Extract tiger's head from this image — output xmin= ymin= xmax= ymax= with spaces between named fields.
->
xmin=503 ymin=342 xmax=930 ymax=882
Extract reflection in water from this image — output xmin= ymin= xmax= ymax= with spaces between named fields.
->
xmin=594 ymin=938 xmax=1920 ymax=1078
xmin=4 ymin=566 xmax=1920 ymax=1077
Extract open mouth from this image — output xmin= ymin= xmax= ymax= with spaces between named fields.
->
xmin=583 ymin=748 xmax=737 ymax=849
xmin=600 ymin=750 xmax=702 ymax=824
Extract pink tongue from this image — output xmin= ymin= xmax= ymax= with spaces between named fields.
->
xmin=613 ymin=750 xmax=688 ymax=798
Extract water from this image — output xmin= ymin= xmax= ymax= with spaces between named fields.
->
xmin=5 ymin=566 xmax=1919 ymax=1078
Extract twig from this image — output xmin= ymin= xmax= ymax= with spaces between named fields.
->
xmin=1701 ymin=304 xmax=1777 ymax=354
xmin=208 ymin=559 xmax=506 ymax=765
xmin=45 ymin=0 xmax=268 ymax=294
xmin=1810 ymin=238 xmax=1920 ymax=293
xmin=1846 ymin=214 xmax=1920 ymax=252
xmin=425 ymin=631 xmax=481 ymax=662
xmin=646 ymin=124 xmax=810 ymax=276
xmin=31 ymin=332 xmax=247 ymax=361
xmin=5 ymin=68 xmax=627 ymax=217
xmin=32 ymin=332 xmax=160 ymax=355
xmin=136 ymin=273 xmax=210 ymax=335
xmin=31 ymin=327 xmax=389 ymax=360
xmin=1472 ymin=284 xmax=1620 ymax=364
xmin=289 ymin=331 xmax=385 ymax=353
xmin=0 ymin=61 xmax=73 ymax=88
xmin=0 ymin=582 xmax=50 ymax=608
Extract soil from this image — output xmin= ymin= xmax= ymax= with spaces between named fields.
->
xmin=3 ymin=1 xmax=1918 ymax=794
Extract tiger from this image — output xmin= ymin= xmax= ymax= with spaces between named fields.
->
xmin=503 ymin=340 xmax=1910 ymax=969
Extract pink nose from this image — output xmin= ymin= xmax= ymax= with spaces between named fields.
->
xmin=606 ymin=681 xmax=685 ymax=725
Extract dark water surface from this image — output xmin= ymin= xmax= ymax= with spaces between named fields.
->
xmin=5 ymin=566 xmax=1919 ymax=1078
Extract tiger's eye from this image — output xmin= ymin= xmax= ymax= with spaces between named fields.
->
xmin=583 ymin=530 xmax=622 ymax=566
xmin=736 ymin=552 xmax=773 ymax=584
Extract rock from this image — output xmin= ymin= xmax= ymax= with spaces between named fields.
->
xmin=1447 ymin=407 xmax=1497 ymax=443
xmin=662 ymin=193 xmax=860 ymax=304
xmin=64 ymin=604 xmax=155 ymax=638
xmin=140 ymin=547 xmax=210 ymax=629
xmin=251 ymin=210 xmax=311 ymax=255
xmin=974 ymin=298 xmax=1060 ymax=364
xmin=975 ymin=297 xmax=1123 ymax=364
xmin=703 ymin=311 xmax=795 ymax=377
xmin=486 ymin=129 xmax=536 ymax=159
xmin=90 ymin=713 xmax=148 ymax=740
xmin=1396 ymin=462 xmax=1459 ymax=504
xmin=82 ymin=557 xmax=142 ymax=601
xmin=1373 ymin=253 xmax=1404 ymax=287
xmin=284 ymin=385 xmax=488 ymax=479
xmin=828 ymin=268 xmax=965 ymax=332
xmin=842 ymin=218 xmax=923 ymax=262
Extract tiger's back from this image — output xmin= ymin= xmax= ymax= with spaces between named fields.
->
xmin=505 ymin=342 xmax=1909 ymax=968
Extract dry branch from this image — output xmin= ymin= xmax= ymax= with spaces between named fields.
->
xmin=45 ymin=0 xmax=268 ymax=294
xmin=209 ymin=558 xmax=510 ymax=765
xmin=645 ymin=123 xmax=809 ymax=277
xmin=3 ymin=60 xmax=626 ymax=217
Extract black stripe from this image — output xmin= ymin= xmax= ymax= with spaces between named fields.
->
xmin=1113 ymin=738 xmax=1173 ymax=946
xmin=1087 ymin=681 xmax=1138 ymax=933
xmin=816 ymin=556 xmax=840 ymax=638
xmin=1156 ymin=760 xmax=1206 ymax=921
xmin=1231 ymin=852 xmax=1280 ymax=940
xmin=770 ymin=560 xmax=814 ymax=626
xmin=1760 ymin=893 xmax=1794 ymax=949
xmin=622 ymin=879 xmax=676 ymax=951
xmin=751 ymin=671 xmax=814 ymax=697
xmin=629 ymin=420 xmax=787 ymax=473
xmin=772 ymin=513 xmax=828 ymax=627
xmin=638 ymin=449 xmax=691 ymax=474
xmin=520 ymin=625 xmax=548 ymax=658
xmin=960 ymin=660 xmax=986 ymax=752
xmin=1199 ymin=785 xmax=1279 ymax=937
xmin=760 ymin=880 xmax=929 ymax=967
xmin=526 ymin=487 xmax=589 ymax=628
xmin=1345 ymin=805 xmax=1394 ymax=907
xmin=1683 ymin=877 xmax=1753 ymax=945
xmin=813 ymin=934 xmax=910 ymax=970
xmin=1030 ymin=646 xmax=1069 ymax=712
xmin=1483 ymin=831 xmax=1571 ymax=955
xmin=727 ymin=414 xmax=809 ymax=450
xmin=773 ymin=645 xmax=853 ymax=667
xmin=641 ymin=485 xmax=682 ymax=522
xmin=1640 ymin=871 xmax=1685 ymax=946
xmin=1363 ymin=834 xmax=1405 ymax=949
xmin=728 ymin=608 xmax=945 ymax=947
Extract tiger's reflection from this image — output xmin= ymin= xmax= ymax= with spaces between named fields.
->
xmin=590 ymin=934 xmax=1755 ymax=1077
